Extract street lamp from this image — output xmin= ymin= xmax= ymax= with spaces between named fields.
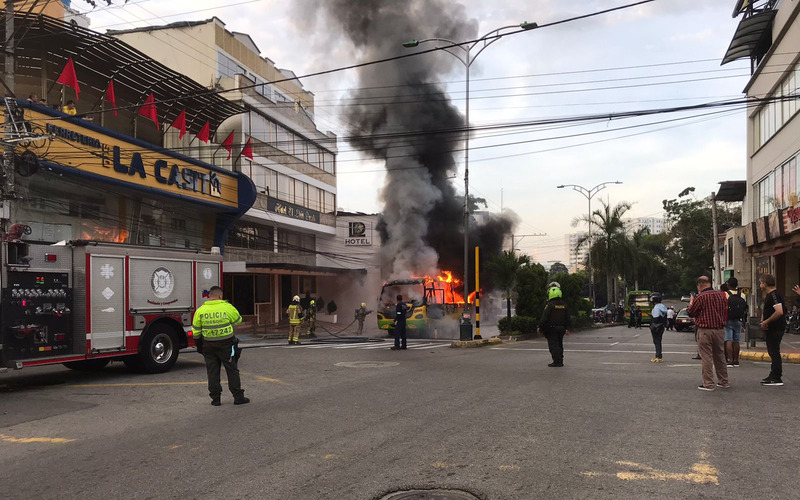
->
xmin=403 ymin=21 xmax=538 ymax=311
xmin=557 ymin=181 xmax=622 ymax=306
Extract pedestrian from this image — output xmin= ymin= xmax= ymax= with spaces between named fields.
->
xmin=27 ymin=93 xmax=40 ymax=103
xmin=635 ymin=306 xmax=643 ymax=329
xmin=649 ymin=293 xmax=667 ymax=362
xmin=666 ymin=306 xmax=676 ymax=331
xmin=538 ymin=286 xmax=571 ymax=367
xmin=391 ymin=294 xmax=408 ymax=350
xmin=192 ymin=286 xmax=249 ymax=406
xmin=287 ymin=295 xmax=302 ymax=345
xmin=628 ymin=304 xmax=636 ymax=328
xmin=62 ymin=100 xmax=77 ymax=116
xmin=759 ymin=274 xmax=785 ymax=386
xmin=687 ymin=276 xmax=729 ymax=391
xmin=305 ymin=299 xmax=317 ymax=338
xmin=354 ymin=302 xmax=373 ymax=335
xmin=724 ymin=277 xmax=747 ymax=368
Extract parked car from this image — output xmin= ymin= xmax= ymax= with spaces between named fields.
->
xmin=675 ymin=307 xmax=694 ymax=332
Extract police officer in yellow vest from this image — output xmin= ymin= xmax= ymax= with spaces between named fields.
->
xmin=287 ymin=295 xmax=302 ymax=344
xmin=192 ymin=286 xmax=249 ymax=406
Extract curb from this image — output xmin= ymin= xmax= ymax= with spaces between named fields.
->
xmin=739 ymin=351 xmax=800 ymax=364
xmin=450 ymin=337 xmax=503 ymax=348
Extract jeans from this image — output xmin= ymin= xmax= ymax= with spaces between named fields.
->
xmin=202 ymin=338 xmax=243 ymax=400
xmin=765 ymin=330 xmax=783 ymax=380
xmin=544 ymin=326 xmax=566 ymax=363
xmin=650 ymin=323 xmax=665 ymax=358
xmin=394 ymin=322 xmax=407 ymax=348
xmin=724 ymin=320 xmax=742 ymax=342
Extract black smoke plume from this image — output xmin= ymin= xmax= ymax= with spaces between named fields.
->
xmin=312 ymin=0 xmax=517 ymax=279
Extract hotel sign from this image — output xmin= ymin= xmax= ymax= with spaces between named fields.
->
xmin=21 ymin=108 xmax=239 ymax=208
xmin=266 ymin=196 xmax=320 ymax=224
xmin=345 ymin=221 xmax=372 ymax=246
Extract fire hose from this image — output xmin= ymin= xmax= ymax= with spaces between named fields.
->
xmin=307 ymin=317 xmax=384 ymax=343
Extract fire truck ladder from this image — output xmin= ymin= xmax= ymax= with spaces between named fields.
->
xmin=2 ymin=98 xmax=48 ymax=145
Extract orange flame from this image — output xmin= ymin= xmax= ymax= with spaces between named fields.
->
xmin=410 ymin=269 xmax=466 ymax=304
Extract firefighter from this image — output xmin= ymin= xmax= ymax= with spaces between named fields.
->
xmin=538 ymin=286 xmax=571 ymax=367
xmin=305 ymin=299 xmax=317 ymax=338
xmin=287 ymin=295 xmax=302 ymax=345
xmin=192 ymin=286 xmax=249 ymax=406
xmin=354 ymin=302 xmax=373 ymax=335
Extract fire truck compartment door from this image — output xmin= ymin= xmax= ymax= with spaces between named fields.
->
xmin=129 ymin=258 xmax=193 ymax=312
xmin=195 ymin=261 xmax=220 ymax=308
xmin=90 ymin=256 xmax=126 ymax=350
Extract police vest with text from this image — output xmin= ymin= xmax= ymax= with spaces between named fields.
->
xmin=192 ymin=300 xmax=242 ymax=341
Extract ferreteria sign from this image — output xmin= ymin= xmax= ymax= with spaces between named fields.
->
xmin=22 ymin=108 xmax=239 ymax=209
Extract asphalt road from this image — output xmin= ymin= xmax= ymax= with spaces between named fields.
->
xmin=1 ymin=325 xmax=798 ymax=499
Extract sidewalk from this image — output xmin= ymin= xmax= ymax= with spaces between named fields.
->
xmin=739 ymin=337 xmax=800 ymax=364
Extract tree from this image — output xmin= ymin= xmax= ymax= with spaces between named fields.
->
xmin=574 ymin=200 xmax=633 ymax=306
xmin=549 ymin=262 xmax=569 ymax=276
xmin=514 ymin=262 xmax=549 ymax=318
xmin=487 ymin=250 xmax=531 ymax=322
xmin=624 ymin=228 xmax=667 ymax=290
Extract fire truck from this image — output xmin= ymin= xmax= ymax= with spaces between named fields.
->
xmin=0 ymin=238 xmax=221 ymax=373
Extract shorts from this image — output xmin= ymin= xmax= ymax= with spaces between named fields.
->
xmin=724 ymin=319 xmax=742 ymax=342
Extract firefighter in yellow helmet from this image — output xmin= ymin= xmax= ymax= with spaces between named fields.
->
xmin=192 ymin=286 xmax=248 ymax=406
xmin=354 ymin=302 xmax=373 ymax=335
xmin=305 ymin=299 xmax=317 ymax=338
xmin=287 ymin=295 xmax=302 ymax=345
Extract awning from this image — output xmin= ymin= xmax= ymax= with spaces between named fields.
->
xmin=3 ymin=13 xmax=244 ymax=135
xmin=232 ymin=262 xmax=367 ymax=276
xmin=716 ymin=180 xmax=747 ymax=202
xmin=721 ymin=9 xmax=777 ymax=65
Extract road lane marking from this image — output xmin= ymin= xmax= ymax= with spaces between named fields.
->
xmin=71 ymin=381 xmax=209 ymax=387
xmin=583 ymin=455 xmax=719 ymax=485
xmin=491 ymin=348 xmax=696 ymax=354
xmin=0 ymin=433 xmax=75 ymax=444
xmin=601 ymin=362 xmax=639 ymax=365
xmin=432 ymin=461 xmax=448 ymax=469
xmin=609 ymin=342 xmax=619 ymax=346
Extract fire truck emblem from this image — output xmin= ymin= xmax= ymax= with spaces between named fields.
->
xmin=203 ymin=267 xmax=213 ymax=280
xmin=151 ymin=267 xmax=174 ymax=299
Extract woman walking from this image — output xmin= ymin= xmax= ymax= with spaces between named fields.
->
xmin=650 ymin=293 xmax=668 ymax=362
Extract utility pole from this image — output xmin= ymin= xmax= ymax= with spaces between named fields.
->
xmin=711 ymin=191 xmax=722 ymax=287
xmin=511 ymin=233 xmax=547 ymax=252
xmin=2 ymin=0 xmax=16 ymax=232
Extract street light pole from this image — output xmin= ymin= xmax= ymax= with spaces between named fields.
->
xmin=557 ymin=182 xmax=623 ymax=306
xmin=404 ymin=21 xmax=538 ymax=312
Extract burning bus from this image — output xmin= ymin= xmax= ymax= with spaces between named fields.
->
xmin=376 ymin=271 xmax=465 ymax=336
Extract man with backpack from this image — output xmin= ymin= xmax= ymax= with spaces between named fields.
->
xmin=724 ymin=277 xmax=747 ymax=368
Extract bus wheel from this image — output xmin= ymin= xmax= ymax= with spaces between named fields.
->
xmin=63 ymin=358 xmax=110 ymax=371
xmin=139 ymin=327 xmax=179 ymax=374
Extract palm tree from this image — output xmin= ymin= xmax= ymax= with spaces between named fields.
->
xmin=574 ymin=200 xmax=632 ymax=305
xmin=487 ymin=250 xmax=531 ymax=322
xmin=625 ymin=227 xmax=665 ymax=290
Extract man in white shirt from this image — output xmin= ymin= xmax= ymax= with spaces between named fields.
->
xmin=666 ymin=306 xmax=676 ymax=331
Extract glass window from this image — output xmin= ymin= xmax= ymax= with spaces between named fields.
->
xmin=251 ymin=113 xmax=267 ymax=143
xmin=276 ymin=125 xmax=290 ymax=153
xmin=308 ymin=186 xmax=320 ymax=211
xmin=277 ymin=173 xmax=290 ymax=202
xmin=226 ymin=223 xmax=273 ymax=251
xmin=783 ymin=80 xmax=791 ymax=125
xmin=307 ymin=144 xmax=319 ymax=168
xmin=323 ymin=191 xmax=335 ymax=213
xmin=251 ymin=163 xmax=267 ymax=189
xmin=256 ymin=275 xmax=271 ymax=303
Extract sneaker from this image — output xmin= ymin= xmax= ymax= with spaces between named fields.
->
xmin=650 ymin=357 xmax=659 ymax=363
xmin=733 ymin=361 xmax=740 ymax=366
xmin=656 ymin=357 xmax=663 ymax=362
xmin=762 ymin=379 xmax=784 ymax=386
xmin=211 ymin=399 xmax=221 ymax=406
xmin=761 ymin=376 xmax=773 ymax=384
xmin=234 ymin=397 xmax=250 ymax=405
xmin=697 ymin=385 xmax=715 ymax=391
xmin=716 ymin=383 xmax=731 ymax=389
xmin=548 ymin=362 xmax=564 ymax=367
xmin=390 ymin=346 xmax=401 ymax=350
xmin=692 ymin=355 xmax=702 ymax=360
xmin=727 ymin=363 xmax=735 ymax=368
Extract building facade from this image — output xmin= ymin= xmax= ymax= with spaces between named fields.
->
xmin=624 ymin=217 xmax=666 ymax=237
xmin=110 ymin=18 xmax=357 ymax=325
xmin=566 ymin=232 xmax=588 ymax=273
xmin=722 ymin=0 xmax=800 ymax=310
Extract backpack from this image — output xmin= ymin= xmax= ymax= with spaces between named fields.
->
xmin=727 ymin=291 xmax=747 ymax=322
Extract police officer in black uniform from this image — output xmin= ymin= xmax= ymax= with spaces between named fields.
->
xmin=391 ymin=294 xmax=409 ymax=350
xmin=539 ymin=286 xmax=571 ymax=367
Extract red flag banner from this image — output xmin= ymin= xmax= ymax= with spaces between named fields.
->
xmin=171 ymin=109 xmax=187 ymax=139
xmin=221 ymin=131 xmax=234 ymax=160
xmin=105 ymin=79 xmax=117 ymax=116
xmin=242 ymin=137 xmax=253 ymax=160
xmin=197 ymin=121 xmax=210 ymax=144
xmin=138 ymin=93 xmax=159 ymax=129
xmin=56 ymin=58 xmax=80 ymax=99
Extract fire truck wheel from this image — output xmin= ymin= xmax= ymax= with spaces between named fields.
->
xmin=139 ymin=327 xmax=179 ymax=373
xmin=63 ymin=358 xmax=111 ymax=371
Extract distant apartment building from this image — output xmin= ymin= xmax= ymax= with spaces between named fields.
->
xmin=624 ymin=217 xmax=666 ymax=236
xmin=110 ymin=18 xmax=358 ymax=325
xmin=566 ymin=232 xmax=589 ymax=273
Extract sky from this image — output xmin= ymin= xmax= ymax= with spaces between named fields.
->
xmin=84 ymin=0 xmax=749 ymax=264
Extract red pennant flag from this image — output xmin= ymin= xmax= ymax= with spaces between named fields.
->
xmin=105 ymin=79 xmax=117 ymax=116
xmin=197 ymin=121 xmax=210 ymax=143
xmin=171 ymin=109 xmax=187 ymax=139
xmin=221 ymin=131 xmax=234 ymax=160
xmin=242 ymin=137 xmax=253 ymax=160
xmin=56 ymin=58 xmax=81 ymax=100
xmin=138 ymin=93 xmax=159 ymax=129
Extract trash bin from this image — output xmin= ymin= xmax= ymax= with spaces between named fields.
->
xmin=459 ymin=315 xmax=473 ymax=341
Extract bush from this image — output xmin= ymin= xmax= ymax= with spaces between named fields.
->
xmin=326 ymin=300 xmax=337 ymax=315
xmin=498 ymin=315 xmax=539 ymax=335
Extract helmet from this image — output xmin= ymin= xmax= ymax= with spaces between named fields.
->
xmin=310 ymin=300 xmax=315 ymax=305
xmin=650 ymin=292 xmax=662 ymax=303
xmin=292 ymin=295 xmax=300 ymax=302
xmin=548 ymin=286 xmax=562 ymax=300
xmin=548 ymin=281 xmax=561 ymax=289
xmin=361 ymin=302 xmax=366 ymax=307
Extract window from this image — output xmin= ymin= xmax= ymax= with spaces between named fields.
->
xmin=277 ymin=173 xmax=291 ymax=202
xmin=323 ymin=191 xmax=335 ymax=213
xmin=227 ymin=223 xmax=273 ymax=250
xmin=308 ymin=186 xmax=320 ymax=211
xmin=727 ymin=238 xmax=733 ymax=266
xmin=251 ymin=163 xmax=267 ymax=190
